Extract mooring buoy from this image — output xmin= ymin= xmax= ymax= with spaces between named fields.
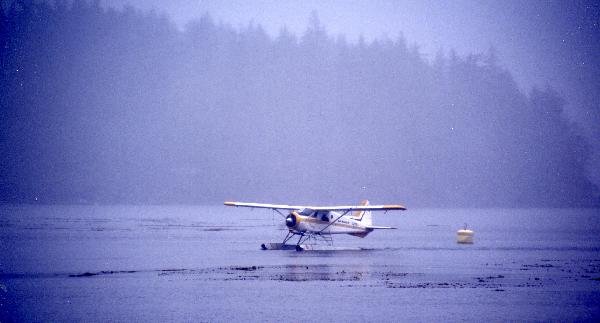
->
xmin=457 ymin=223 xmax=474 ymax=244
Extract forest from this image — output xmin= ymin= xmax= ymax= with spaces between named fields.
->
xmin=1 ymin=1 xmax=598 ymax=206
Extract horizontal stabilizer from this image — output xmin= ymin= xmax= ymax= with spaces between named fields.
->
xmin=366 ymin=226 xmax=396 ymax=230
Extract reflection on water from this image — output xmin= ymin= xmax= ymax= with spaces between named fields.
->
xmin=280 ymin=264 xmax=361 ymax=282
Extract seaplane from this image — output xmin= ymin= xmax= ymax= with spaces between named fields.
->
xmin=224 ymin=200 xmax=407 ymax=251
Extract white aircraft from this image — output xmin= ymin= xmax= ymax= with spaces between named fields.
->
xmin=224 ymin=200 xmax=407 ymax=251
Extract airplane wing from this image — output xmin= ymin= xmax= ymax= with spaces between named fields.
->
xmin=224 ymin=201 xmax=406 ymax=211
xmin=311 ymin=205 xmax=406 ymax=211
xmin=223 ymin=201 xmax=304 ymax=210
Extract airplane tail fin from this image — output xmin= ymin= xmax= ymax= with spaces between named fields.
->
xmin=351 ymin=200 xmax=372 ymax=226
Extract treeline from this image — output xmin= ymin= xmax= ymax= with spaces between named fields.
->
xmin=0 ymin=1 xmax=597 ymax=206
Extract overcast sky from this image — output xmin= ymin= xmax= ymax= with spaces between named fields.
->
xmin=92 ymin=0 xmax=600 ymax=186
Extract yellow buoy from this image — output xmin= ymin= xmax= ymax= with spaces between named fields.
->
xmin=457 ymin=224 xmax=474 ymax=244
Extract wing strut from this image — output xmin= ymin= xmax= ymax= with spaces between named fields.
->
xmin=317 ymin=210 xmax=351 ymax=234
xmin=274 ymin=209 xmax=286 ymax=218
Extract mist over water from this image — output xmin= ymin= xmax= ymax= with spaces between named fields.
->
xmin=0 ymin=2 xmax=598 ymax=207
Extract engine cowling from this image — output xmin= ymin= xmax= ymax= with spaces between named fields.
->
xmin=285 ymin=213 xmax=297 ymax=228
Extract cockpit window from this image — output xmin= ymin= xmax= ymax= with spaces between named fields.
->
xmin=315 ymin=211 xmax=329 ymax=222
xmin=299 ymin=208 xmax=314 ymax=216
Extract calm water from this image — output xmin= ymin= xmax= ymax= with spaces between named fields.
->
xmin=1 ymin=205 xmax=599 ymax=322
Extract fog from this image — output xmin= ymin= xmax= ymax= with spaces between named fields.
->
xmin=0 ymin=1 xmax=598 ymax=207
